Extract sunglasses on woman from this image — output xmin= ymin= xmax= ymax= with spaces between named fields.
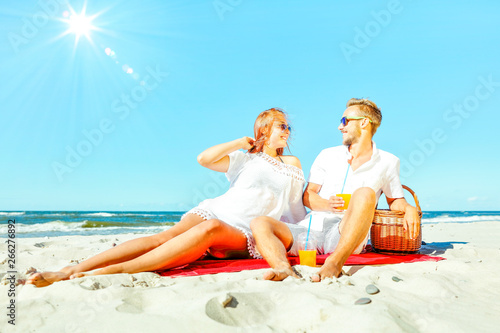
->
xmin=277 ymin=123 xmax=292 ymax=132
xmin=340 ymin=116 xmax=372 ymax=127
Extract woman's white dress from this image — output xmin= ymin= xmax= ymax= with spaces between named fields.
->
xmin=184 ymin=151 xmax=307 ymax=258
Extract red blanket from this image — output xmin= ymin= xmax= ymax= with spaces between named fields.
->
xmin=158 ymin=252 xmax=444 ymax=278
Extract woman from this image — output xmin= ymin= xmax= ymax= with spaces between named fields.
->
xmin=27 ymin=108 xmax=306 ymax=287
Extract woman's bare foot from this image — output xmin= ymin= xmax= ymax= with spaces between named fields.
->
xmin=26 ymin=271 xmax=71 ymax=287
xmin=69 ymin=272 xmax=87 ymax=279
xmin=263 ymin=266 xmax=302 ymax=281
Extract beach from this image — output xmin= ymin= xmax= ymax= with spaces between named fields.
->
xmin=1 ymin=219 xmax=500 ymax=332
xmin=3 ymin=0 xmax=499 ymax=331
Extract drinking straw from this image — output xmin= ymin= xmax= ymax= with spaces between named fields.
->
xmin=305 ymin=214 xmax=312 ymax=250
xmin=340 ymin=164 xmax=350 ymax=194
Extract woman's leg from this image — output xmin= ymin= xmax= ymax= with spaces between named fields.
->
xmin=27 ymin=213 xmax=206 ymax=287
xmin=250 ymin=216 xmax=299 ymax=281
xmin=73 ymin=219 xmax=248 ymax=277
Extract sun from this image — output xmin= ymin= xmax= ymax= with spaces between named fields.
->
xmin=61 ymin=2 xmax=99 ymax=48
xmin=68 ymin=13 xmax=93 ymax=37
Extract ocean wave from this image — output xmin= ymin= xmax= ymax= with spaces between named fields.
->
xmin=84 ymin=212 xmax=117 ymax=217
xmin=84 ymin=212 xmax=183 ymax=218
xmin=81 ymin=220 xmax=174 ymax=228
xmin=0 ymin=220 xmax=86 ymax=234
xmin=122 ymin=213 xmax=156 ymax=217
xmin=0 ymin=220 xmax=175 ymax=234
xmin=422 ymin=215 xmax=500 ymax=224
xmin=106 ymin=213 xmax=180 ymax=218
xmin=82 ymin=212 xmax=164 ymax=217
xmin=0 ymin=212 xmax=25 ymax=216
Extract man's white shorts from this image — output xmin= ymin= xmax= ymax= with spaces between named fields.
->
xmin=286 ymin=212 xmax=368 ymax=256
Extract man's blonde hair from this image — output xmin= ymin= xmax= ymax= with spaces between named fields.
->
xmin=346 ymin=98 xmax=382 ymax=135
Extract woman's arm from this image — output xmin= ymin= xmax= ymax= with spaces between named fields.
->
xmin=197 ymin=137 xmax=255 ymax=172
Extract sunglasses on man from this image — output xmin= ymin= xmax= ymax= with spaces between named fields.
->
xmin=340 ymin=116 xmax=373 ymax=127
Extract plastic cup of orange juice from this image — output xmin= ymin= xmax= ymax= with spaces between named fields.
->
xmin=336 ymin=193 xmax=351 ymax=210
xmin=299 ymin=249 xmax=317 ymax=267
xmin=297 ymin=232 xmax=317 ymax=267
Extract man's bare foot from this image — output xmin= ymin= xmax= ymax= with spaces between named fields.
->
xmin=26 ymin=271 xmax=70 ymax=287
xmin=311 ymin=262 xmax=343 ymax=282
xmin=263 ymin=266 xmax=302 ymax=281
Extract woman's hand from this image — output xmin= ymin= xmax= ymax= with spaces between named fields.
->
xmin=239 ymin=136 xmax=255 ymax=150
xmin=198 ymin=137 xmax=254 ymax=173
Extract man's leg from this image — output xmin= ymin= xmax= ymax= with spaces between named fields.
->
xmin=250 ymin=216 xmax=299 ymax=281
xmin=313 ymin=187 xmax=376 ymax=281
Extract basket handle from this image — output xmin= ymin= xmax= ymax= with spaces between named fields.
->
xmin=401 ymin=185 xmax=421 ymax=213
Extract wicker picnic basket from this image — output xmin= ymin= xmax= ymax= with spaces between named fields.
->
xmin=370 ymin=185 xmax=422 ymax=255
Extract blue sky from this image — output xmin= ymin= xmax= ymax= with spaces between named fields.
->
xmin=1 ymin=0 xmax=499 ymax=211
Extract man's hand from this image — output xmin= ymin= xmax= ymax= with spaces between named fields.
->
xmin=403 ymin=205 xmax=420 ymax=240
xmin=387 ymin=197 xmax=420 ymax=240
xmin=327 ymin=195 xmax=345 ymax=212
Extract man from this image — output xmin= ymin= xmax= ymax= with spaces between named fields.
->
xmin=250 ymin=98 xmax=420 ymax=281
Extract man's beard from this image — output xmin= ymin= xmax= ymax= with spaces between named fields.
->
xmin=342 ymin=125 xmax=361 ymax=146
xmin=343 ymin=132 xmax=359 ymax=146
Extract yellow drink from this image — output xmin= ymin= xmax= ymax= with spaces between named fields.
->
xmin=299 ymin=250 xmax=317 ymax=267
xmin=336 ymin=193 xmax=351 ymax=210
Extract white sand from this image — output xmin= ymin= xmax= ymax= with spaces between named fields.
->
xmin=2 ymin=221 xmax=500 ymax=332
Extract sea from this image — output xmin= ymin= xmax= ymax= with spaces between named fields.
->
xmin=1 ymin=211 xmax=499 ymax=239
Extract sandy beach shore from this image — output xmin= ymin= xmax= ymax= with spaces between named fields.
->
xmin=2 ymin=221 xmax=500 ymax=332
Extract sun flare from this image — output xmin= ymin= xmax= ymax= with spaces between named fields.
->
xmin=68 ymin=13 xmax=93 ymax=37
xmin=61 ymin=2 xmax=99 ymax=48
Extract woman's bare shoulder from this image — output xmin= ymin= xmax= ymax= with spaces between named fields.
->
xmin=280 ymin=155 xmax=302 ymax=169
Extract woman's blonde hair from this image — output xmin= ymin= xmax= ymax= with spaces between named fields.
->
xmin=248 ymin=108 xmax=289 ymax=155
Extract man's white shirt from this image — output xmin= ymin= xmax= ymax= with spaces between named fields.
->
xmin=308 ymin=142 xmax=404 ymax=201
